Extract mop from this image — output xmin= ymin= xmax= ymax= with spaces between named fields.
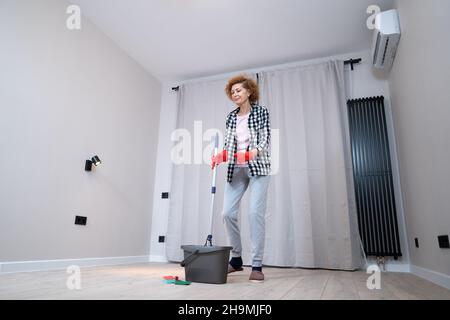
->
xmin=163 ymin=134 xmax=219 ymax=286
xmin=162 ymin=275 xmax=191 ymax=285
xmin=204 ymin=132 xmax=219 ymax=247
xmin=177 ymin=133 xmax=233 ymax=284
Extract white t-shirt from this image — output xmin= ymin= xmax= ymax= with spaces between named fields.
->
xmin=236 ymin=113 xmax=250 ymax=167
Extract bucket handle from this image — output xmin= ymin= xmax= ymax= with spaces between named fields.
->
xmin=180 ymin=249 xmax=200 ymax=267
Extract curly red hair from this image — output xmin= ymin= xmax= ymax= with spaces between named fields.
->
xmin=225 ymin=74 xmax=259 ymax=104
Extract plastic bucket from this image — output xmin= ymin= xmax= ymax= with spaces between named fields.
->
xmin=180 ymin=245 xmax=233 ymax=284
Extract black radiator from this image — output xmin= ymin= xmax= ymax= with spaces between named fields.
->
xmin=347 ymin=96 xmax=402 ymax=259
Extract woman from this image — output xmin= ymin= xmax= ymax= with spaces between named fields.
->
xmin=211 ymin=74 xmax=271 ymax=282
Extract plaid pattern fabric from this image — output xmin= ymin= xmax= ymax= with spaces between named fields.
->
xmin=224 ymin=104 xmax=271 ymax=183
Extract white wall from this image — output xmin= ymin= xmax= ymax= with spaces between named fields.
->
xmin=389 ymin=0 xmax=450 ymax=280
xmin=149 ymin=50 xmax=409 ymax=272
xmin=0 ymin=0 xmax=161 ymax=269
xmin=149 ymin=84 xmax=178 ymax=262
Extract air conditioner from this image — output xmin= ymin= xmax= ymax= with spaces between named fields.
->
xmin=371 ymin=9 xmax=401 ymax=70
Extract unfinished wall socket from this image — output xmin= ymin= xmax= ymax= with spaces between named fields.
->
xmin=75 ymin=215 xmax=87 ymax=225
xmin=437 ymin=235 xmax=449 ymax=249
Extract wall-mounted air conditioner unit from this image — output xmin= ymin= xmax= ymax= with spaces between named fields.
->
xmin=371 ymin=9 xmax=401 ymax=70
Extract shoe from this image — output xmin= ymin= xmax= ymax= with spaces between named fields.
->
xmin=249 ymin=270 xmax=264 ymax=282
xmin=227 ymin=264 xmax=244 ymax=274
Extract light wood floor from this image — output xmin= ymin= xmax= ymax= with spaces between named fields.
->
xmin=1 ymin=262 xmax=449 ymax=300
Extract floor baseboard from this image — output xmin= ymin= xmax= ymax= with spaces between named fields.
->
xmin=0 ymin=255 xmax=149 ymax=274
xmin=149 ymin=255 xmax=168 ymax=263
xmin=364 ymin=258 xmax=411 ymax=273
xmin=411 ymin=264 xmax=450 ymax=290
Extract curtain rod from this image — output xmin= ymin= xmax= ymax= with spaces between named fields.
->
xmin=172 ymin=73 xmax=260 ymax=92
xmin=172 ymin=59 xmax=362 ymax=90
xmin=344 ymin=58 xmax=362 ymax=71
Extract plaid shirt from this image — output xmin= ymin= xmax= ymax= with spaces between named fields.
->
xmin=223 ymin=104 xmax=271 ymax=183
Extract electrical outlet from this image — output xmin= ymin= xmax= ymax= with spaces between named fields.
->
xmin=75 ymin=216 xmax=87 ymax=225
xmin=414 ymin=238 xmax=419 ymax=248
xmin=437 ymin=235 xmax=449 ymax=249
xmin=158 ymin=236 xmax=165 ymax=243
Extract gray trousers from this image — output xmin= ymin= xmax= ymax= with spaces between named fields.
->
xmin=222 ymin=166 xmax=270 ymax=267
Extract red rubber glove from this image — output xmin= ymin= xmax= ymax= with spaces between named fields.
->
xmin=234 ymin=149 xmax=257 ymax=164
xmin=211 ymin=150 xmax=227 ymax=169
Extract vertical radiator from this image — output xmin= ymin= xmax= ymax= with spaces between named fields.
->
xmin=347 ymin=96 xmax=402 ymax=259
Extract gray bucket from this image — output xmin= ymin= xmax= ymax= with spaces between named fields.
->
xmin=180 ymin=245 xmax=233 ymax=284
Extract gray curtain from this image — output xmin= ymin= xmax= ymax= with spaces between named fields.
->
xmin=165 ymin=75 xmax=257 ymax=261
xmin=258 ymin=60 xmax=362 ymax=270
xmin=166 ymin=62 xmax=363 ymax=270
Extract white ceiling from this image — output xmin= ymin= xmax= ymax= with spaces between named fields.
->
xmin=70 ymin=0 xmax=394 ymax=82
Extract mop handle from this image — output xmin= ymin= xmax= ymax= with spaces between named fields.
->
xmin=207 ymin=133 xmax=219 ymax=246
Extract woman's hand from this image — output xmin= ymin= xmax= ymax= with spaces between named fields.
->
xmin=211 ymin=150 xmax=228 ymax=169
